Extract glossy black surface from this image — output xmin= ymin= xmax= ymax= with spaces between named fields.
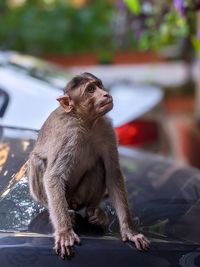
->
xmin=0 ymin=126 xmax=200 ymax=266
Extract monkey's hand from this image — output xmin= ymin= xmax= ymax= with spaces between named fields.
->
xmin=54 ymin=229 xmax=81 ymax=259
xmin=121 ymin=229 xmax=150 ymax=251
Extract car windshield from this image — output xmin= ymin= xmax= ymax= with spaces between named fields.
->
xmin=0 ymin=127 xmax=199 ymax=244
xmin=7 ymin=53 xmax=71 ymax=89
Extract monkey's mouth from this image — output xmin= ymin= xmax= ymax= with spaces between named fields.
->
xmin=101 ymin=99 xmax=113 ymax=108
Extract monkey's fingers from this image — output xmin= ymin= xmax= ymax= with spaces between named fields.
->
xmin=122 ymin=233 xmax=150 ymax=251
xmin=55 ymin=242 xmax=60 ymax=255
xmin=59 ymin=246 xmax=74 ymax=260
xmin=141 ymin=236 xmax=150 ymax=248
xmin=88 ymin=215 xmax=100 ymax=225
xmin=55 ymin=241 xmax=75 ymax=259
xmin=129 ymin=234 xmax=150 ymax=251
xmin=88 ymin=212 xmax=108 ymax=227
xmin=136 ymin=234 xmax=150 ymax=250
xmin=60 ymin=238 xmax=67 ymax=259
xmin=66 ymin=246 xmax=75 ymax=259
xmin=129 ymin=236 xmax=143 ymax=251
xmin=73 ymin=232 xmax=81 ymax=245
xmin=89 ymin=216 xmax=107 ymax=227
xmin=122 ymin=235 xmax=141 ymax=250
xmin=59 ymin=241 xmax=74 ymax=259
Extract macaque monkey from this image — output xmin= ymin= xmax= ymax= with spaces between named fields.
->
xmin=28 ymin=72 xmax=150 ymax=259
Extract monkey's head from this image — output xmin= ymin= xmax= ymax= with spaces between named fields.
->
xmin=57 ymin=73 xmax=113 ymax=121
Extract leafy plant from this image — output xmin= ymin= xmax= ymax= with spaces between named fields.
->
xmin=120 ymin=0 xmax=200 ymax=58
xmin=0 ymin=1 xmax=114 ymax=56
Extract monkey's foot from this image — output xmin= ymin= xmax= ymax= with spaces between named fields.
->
xmin=54 ymin=229 xmax=81 ymax=259
xmin=86 ymin=207 xmax=108 ymax=228
xmin=121 ymin=230 xmax=150 ymax=251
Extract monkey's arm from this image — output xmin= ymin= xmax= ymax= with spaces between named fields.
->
xmin=43 ymin=155 xmax=80 ymax=259
xmin=103 ymin=136 xmax=150 ymax=250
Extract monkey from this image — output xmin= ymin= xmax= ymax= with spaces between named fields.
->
xmin=28 ymin=72 xmax=150 ymax=259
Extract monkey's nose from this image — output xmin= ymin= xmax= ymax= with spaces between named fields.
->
xmin=103 ymin=92 xmax=110 ymax=98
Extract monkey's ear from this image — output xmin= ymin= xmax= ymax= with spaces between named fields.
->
xmin=57 ymin=95 xmax=73 ymax=113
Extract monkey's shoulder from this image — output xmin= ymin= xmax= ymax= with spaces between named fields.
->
xmin=90 ymin=116 xmax=117 ymax=148
xmin=94 ymin=116 xmax=115 ymax=136
xmin=38 ymin=107 xmax=74 ymax=134
xmin=95 ymin=116 xmax=113 ymax=129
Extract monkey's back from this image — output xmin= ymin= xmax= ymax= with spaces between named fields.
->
xmin=32 ymin=107 xmax=72 ymax=156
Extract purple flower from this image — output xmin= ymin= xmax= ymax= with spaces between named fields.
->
xmin=116 ymin=0 xmax=125 ymax=11
xmin=173 ymin=0 xmax=186 ymax=16
xmin=131 ymin=19 xmax=144 ymax=39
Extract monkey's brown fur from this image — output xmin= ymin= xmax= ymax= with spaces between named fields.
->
xmin=28 ymin=73 xmax=150 ymax=259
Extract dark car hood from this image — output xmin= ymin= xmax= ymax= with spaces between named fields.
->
xmin=0 ymin=127 xmax=199 ymax=242
xmin=0 ymin=127 xmax=200 ymax=266
xmin=0 ymin=231 xmax=199 ymax=267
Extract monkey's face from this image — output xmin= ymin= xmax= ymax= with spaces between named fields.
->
xmin=77 ymin=79 xmax=113 ymax=119
xmin=57 ymin=76 xmax=113 ymax=121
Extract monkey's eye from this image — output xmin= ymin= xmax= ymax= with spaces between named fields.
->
xmin=86 ymin=85 xmax=95 ymax=93
xmin=96 ymin=81 xmax=103 ymax=88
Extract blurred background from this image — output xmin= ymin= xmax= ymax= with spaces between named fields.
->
xmin=1 ymin=0 xmax=200 ymax=168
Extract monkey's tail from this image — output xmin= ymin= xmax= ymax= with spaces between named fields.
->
xmin=28 ymin=154 xmax=48 ymax=207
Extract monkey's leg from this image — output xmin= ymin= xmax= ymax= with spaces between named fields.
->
xmin=28 ymin=154 xmax=48 ymax=207
xmin=103 ymin=142 xmax=150 ymax=250
xmin=73 ymin=159 xmax=108 ymax=227
xmin=43 ymin=160 xmax=81 ymax=259
xmin=68 ymin=210 xmax=76 ymax=227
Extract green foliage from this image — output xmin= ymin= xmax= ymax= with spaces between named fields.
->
xmin=1 ymin=0 xmax=199 ymax=57
xmin=0 ymin=1 xmax=114 ymax=55
xmin=123 ymin=0 xmax=198 ymax=57
xmin=142 ymin=11 xmax=189 ymax=51
xmin=191 ymin=36 xmax=200 ymax=56
xmin=123 ymin=0 xmax=141 ymax=15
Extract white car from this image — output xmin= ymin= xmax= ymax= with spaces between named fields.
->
xmin=0 ymin=51 xmax=167 ymax=152
xmin=0 ymin=51 xmax=69 ymax=130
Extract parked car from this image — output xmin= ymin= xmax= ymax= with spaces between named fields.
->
xmin=0 ymin=51 xmax=170 ymax=153
xmin=0 ymin=125 xmax=199 ymax=267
